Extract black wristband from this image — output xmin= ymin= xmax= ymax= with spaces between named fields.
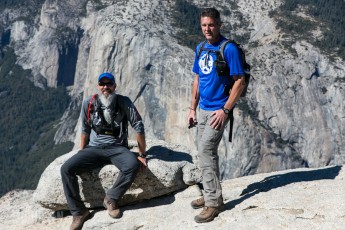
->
xmin=222 ymin=107 xmax=230 ymax=114
xmin=139 ymin=153 xmax=147 ymax=158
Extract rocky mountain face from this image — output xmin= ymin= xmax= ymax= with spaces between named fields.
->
xmin=1 ymin=0 xmax=344 ymax=181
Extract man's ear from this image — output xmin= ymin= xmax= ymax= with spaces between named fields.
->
xmin=114 ymin=83 xmax=117 ymax=90
xmin=217 ymin=19 xmax=222 ymax=27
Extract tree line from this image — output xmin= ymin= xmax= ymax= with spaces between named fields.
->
xmin=271 ymin=0 xmax=345 ymax=60
xmin=0 ymin=48 xmax=72 ymax=196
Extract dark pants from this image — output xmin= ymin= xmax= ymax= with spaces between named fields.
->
xmin=60 ymin=145 xmax=140 ymax=216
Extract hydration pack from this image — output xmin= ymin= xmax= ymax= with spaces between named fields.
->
xmin=197 ymin=39 xmax=252 ymax=142
xmin=86 ymin=94 xmax=127 ymax=137
xmin=197 ymin=39 xmax=251 ymax=97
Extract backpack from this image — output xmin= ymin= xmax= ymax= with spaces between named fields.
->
xmin=86 ymin=94 xmax=127 ymax=137
xmin=197 ymin=39 xmax=252 ymax=142
xmin=197 ymin=39 xmax=251 ymax=96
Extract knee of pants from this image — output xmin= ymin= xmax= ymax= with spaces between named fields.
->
xmin=198 ymin=153 xmax=219 ymax=169
xmin=203 ymin=170 xmax=217 ymax=182
xmin=198 ymin=142 xmax=218 ymax=156
xmin=131 ymin=160 xmax=140 ymax=172
xmin=124 ymin=159 xmax=140 ymax=174
xmin=200 ymin=164 xmax=218 ymax=173
xmin=60 ymin=161 xmax=76 ymax=177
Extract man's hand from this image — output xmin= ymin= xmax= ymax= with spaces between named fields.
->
xmin=187 ymin=109 xmax=198 ymax=129
xmin=209 ymin=109 xmax=228 ymax=130
xmin=136 ymin=133 xmax=146 ymax=172
xmin=138 ymin=155 xmax=147 ymax=166
xmin=137 ymin=155 xmax=147 ymax=172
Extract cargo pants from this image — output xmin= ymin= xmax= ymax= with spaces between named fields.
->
xmin=197 ymin=109 xmax=228 ymax=207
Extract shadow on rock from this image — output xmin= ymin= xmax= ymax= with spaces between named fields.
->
xmin=146 ymin=145 xmax=193 ymax=163
xmin=225 ymin=165 xmax=342 ymax=210
xmin=80 ymin=168 xmax=106 ymax=207
xmin=123 ymin=191 xmax=177 ymax=212
xmin=121 ymin=167 xmax=178 ymax=207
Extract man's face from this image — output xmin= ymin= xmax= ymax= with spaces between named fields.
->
xmin=200 ymin=16 xmax=221 ymax=44
xmin=97 ymin=79 xmax=116 ymax=97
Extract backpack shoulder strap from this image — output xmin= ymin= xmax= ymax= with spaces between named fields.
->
xmin=219 ymin=39 xmax=237 ymax=61
xmin=197 ymin=40 xmax=208 ymax=59
xmin=228 ymin=108 xmax=234 ymax=142
xmin=221 ymin=39 xmax=250 ymax=73
xmin=113 ymin=94 xmax=120 ymax=114
xmin=87 ymin=94 xmax=98 ymax=123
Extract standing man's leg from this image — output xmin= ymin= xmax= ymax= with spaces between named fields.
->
xmin=193 ymin=109 xmax=227 ymax=223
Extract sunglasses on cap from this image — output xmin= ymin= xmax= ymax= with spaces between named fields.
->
xmin=98 ymin=81 xmax=114 ymax=87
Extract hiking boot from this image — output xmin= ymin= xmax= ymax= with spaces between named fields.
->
xmin=194 ymin=204 xmax=225 ymax=223
xmin=103 ymin=195 xmax=122 ymax=218
xmin=70 ymin=209 xmax=90 ymax=230
xmin=191 ymin=197 xmax=205 ymax=209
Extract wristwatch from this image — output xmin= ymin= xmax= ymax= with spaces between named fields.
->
xmin=139 ymin=153 xmax=147 ymax=158
xmin=222 ymin=107 xmax=230 ymax=114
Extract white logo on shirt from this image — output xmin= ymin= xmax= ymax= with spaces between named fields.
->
xmin=199 ymin=53 xmax=213 ymax=74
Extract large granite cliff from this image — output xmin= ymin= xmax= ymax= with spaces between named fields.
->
xmin=1 ymin=0 xmax=344 ymax=229
xmin=2 ymin=0 xmax=345 ymax=180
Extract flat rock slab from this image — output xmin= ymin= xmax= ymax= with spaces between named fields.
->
xmin=2 ymin=165 xmax=345 ymax=229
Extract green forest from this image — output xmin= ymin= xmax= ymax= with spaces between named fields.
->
xmin=0 ymin=48 xmax=73 ymax=196
xmin=271 ymin=0 xmax=345 ymax=60
xmin=172 ymin=0 xmax=344 ymax=60
xmin=171 ymin=0 xmax=250 ymax=50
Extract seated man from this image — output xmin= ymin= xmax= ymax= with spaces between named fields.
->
xmin=61 ymin=72 xmax=147 ymax=230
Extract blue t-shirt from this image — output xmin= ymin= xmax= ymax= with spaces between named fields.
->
xmin=192 ymin=37 xmax=244 ymax=111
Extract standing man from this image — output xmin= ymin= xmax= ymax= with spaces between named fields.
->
xmin=187 ymin=8 xmax=246 ymax=223
xmin=61 ymin=72 xmax=147 ymax=230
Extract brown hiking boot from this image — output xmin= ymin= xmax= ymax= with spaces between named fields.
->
xmin=191 ymin=197 xmax=205 ymax=209
xmin=103 ymin=195 xmax=122 ymax=218
xmin=70 ymin=209 xmax=90 ymax=230
xmin=194 ymin=204 xmax=225 ymax=223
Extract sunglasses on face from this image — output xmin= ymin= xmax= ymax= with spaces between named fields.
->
xmin=98 ymin=81 xmax=114 ymax=87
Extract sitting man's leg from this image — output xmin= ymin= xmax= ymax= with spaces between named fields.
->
xmin=61 ymin=147 xmax=106 ymax=229
xmin=102 ymin=145 xmax=140 ymax=218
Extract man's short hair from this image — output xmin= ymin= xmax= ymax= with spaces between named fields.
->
xmin=201 ymin=8 xmax=221 ymax=22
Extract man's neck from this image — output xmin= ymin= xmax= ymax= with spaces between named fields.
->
xmin=207 ymin=34 xmax=222 ymax=45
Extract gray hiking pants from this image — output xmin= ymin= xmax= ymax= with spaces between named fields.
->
xmin=197 ymin=109 xmax=228 ymax=207
xmin=60 ymin=144 xmax=139 ymax=216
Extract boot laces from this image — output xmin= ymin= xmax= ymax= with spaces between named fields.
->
xmin=200 ymin=207 xmax=209 ymax=215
